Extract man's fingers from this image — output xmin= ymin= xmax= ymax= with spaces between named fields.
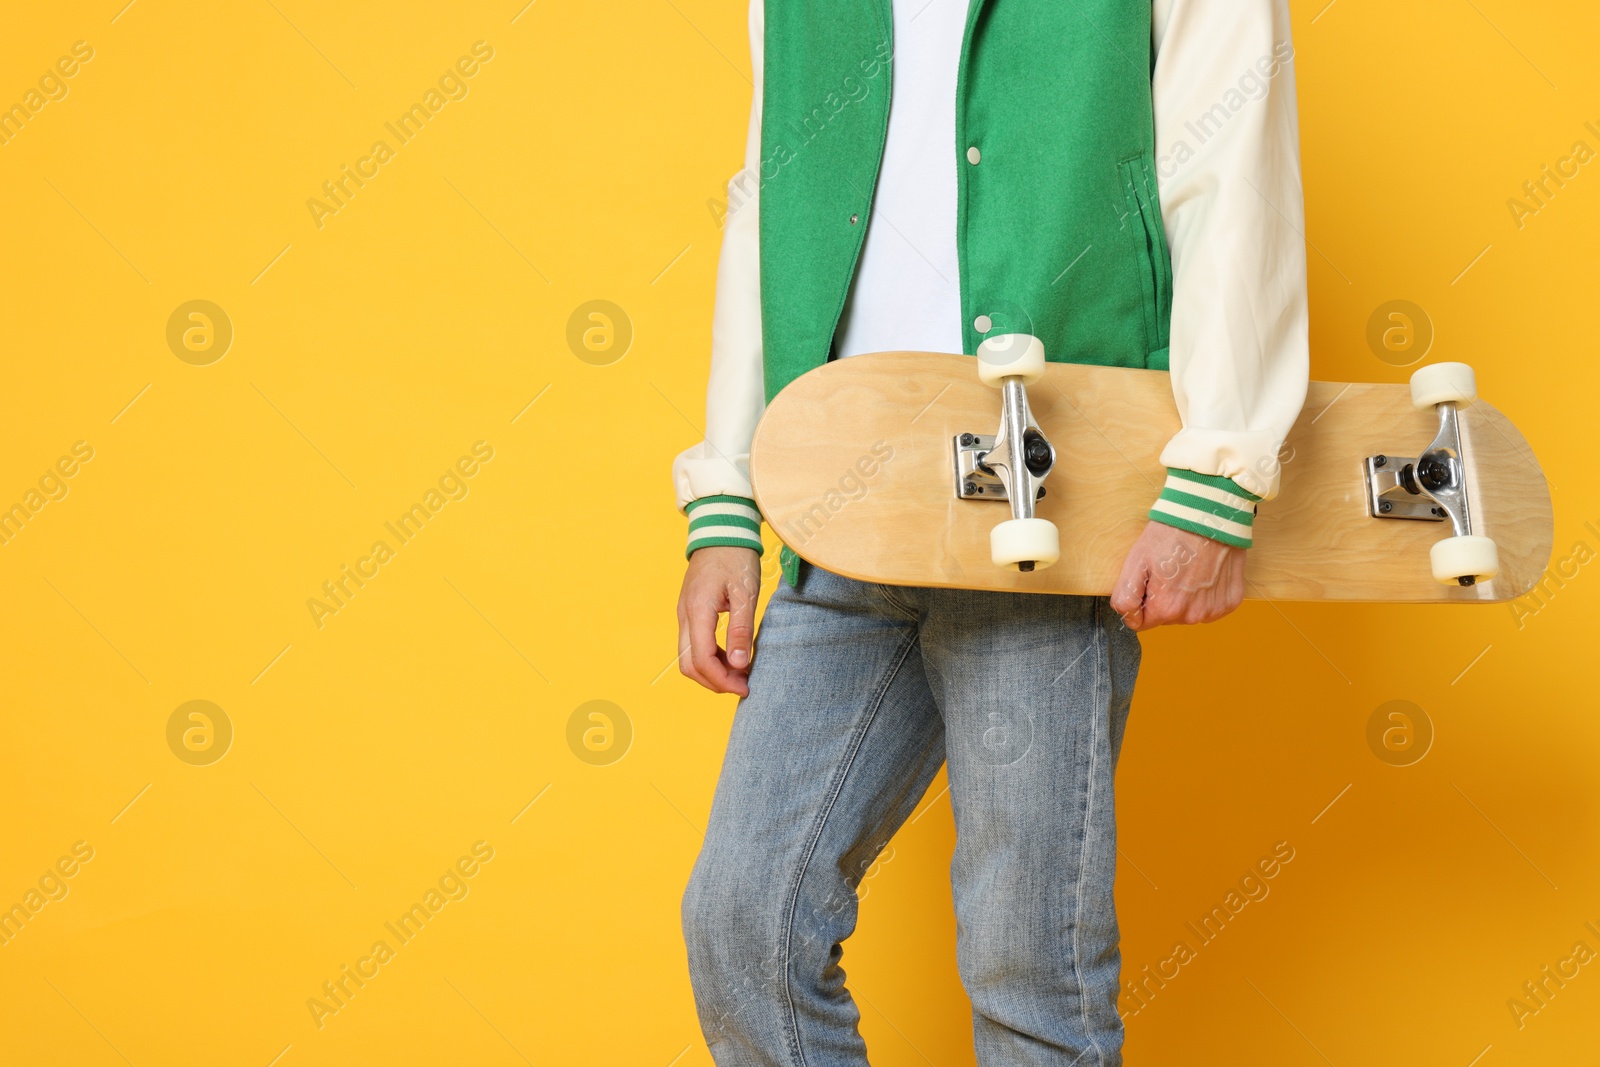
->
xmin=725 ymin=583 xmax=757 ymax=670
xmin=1131 ymin=596 xmax=1169 ymax=631
xmin=676 ymin=606 xmax=708 ymax=688
xmin=675 ymin=547 xmax=761 ymax=696
xmin=1185 ymin=588 xmax=1227 ymax=625
xmin=1107 ymin=522 xmax=1250 ymax=633
xmin=687 ymin=594 xmax=733 ymax=691
xmin=1110 ymin=560 xmax=1149 ymax=632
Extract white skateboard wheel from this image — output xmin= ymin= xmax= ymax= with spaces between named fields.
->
xmin=1430 ymin=534 xmax=1499 ymax=585
xmin=977 ymin=334 xmax=1046 ymax=388
xmin=1410 ymin=362 xmax=1477 ymax=409
xmin=991 ymin=517 xmax=1060 ymax=571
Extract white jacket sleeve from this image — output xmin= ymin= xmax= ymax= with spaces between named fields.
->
xmin=669 ymin=0 xmax=768 ymax=558
xmin=1148 ymin=0 xmax=1310 ymax=547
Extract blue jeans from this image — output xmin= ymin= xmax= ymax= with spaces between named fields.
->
xmin=682 ymin=565 xmax=1140 ymax=1066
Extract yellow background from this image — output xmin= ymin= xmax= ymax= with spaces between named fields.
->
xmin=1 ymin=1 xmax=1596 ymax=1063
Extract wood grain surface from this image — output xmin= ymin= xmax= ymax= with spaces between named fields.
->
xmin=750 ymin=351 xmax=1553 ymax=603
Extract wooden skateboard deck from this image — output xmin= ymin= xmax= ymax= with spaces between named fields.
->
xmin=749 ymin=351 xmax=1553 ymax=603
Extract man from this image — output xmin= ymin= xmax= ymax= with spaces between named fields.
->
xmin=672 ymin=0 xmax=1308 ymax=1062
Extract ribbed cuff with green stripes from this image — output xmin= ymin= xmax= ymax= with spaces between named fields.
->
xmin=685 ymin=494 xmax=764 ymax=559
xmin=1147 ymin=468 xmax=1261 ymax=549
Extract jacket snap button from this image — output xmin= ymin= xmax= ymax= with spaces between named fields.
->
xmin=967 ymin=146 xmax=981 ymax=165
xmin=974 ymin=314 xmax=992 ymax=333
xmin=849 ymin=213 xmax=859 ymax=225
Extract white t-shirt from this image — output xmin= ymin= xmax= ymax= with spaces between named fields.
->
xmin=833 ymin=0 xmax=971 ymax=360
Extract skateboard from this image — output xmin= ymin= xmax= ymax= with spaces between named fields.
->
xmin=748 ymin=335 xmax=1553 ymax=603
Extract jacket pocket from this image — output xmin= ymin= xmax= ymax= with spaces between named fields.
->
xmin=1118 ymin=154 xmax=1173 ymax=368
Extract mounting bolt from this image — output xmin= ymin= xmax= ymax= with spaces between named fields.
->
xmin=1420 ymin=457 xmax=1451 ymax=491
xmin=1379 ymin=501 xmax=1393 ymax=513
xmin=1374 ymin=455 xmax=1388 ymax=467
xmin=1432 ymin=506 xmax=1446 ymax=517
xmin=1024 ymin=435 xmax=1053 ymax=475
xmin=964 ymin=481 xmax=977 ymax=495
xmin=1036 ymin=487 xmax=1047 ymax=500
xmin=960 ymin=433 xmax=975 ymax=446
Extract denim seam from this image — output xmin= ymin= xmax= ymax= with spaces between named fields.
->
xmin=842 ymin=694 xmax=942 ymax=879
xmin=1071 ymin=600 xmax=1108 ymax=1066
xmin=872 ymin=583 xmax=920 ymax=622
xmin=778 ymin=624 xmax=922 ymax=1067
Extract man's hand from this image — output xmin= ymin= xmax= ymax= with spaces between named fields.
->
xmin=677 ymin=546 xmax=762 ymax=696
xmin=1110 ymin=522 xmax=1246 ymax=632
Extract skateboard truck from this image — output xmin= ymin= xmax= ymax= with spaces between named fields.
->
xmin=1364 ymin=362 xmax=1500 ymax=587
xmin=953 ymin=334 xmax=1060 ymax=573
